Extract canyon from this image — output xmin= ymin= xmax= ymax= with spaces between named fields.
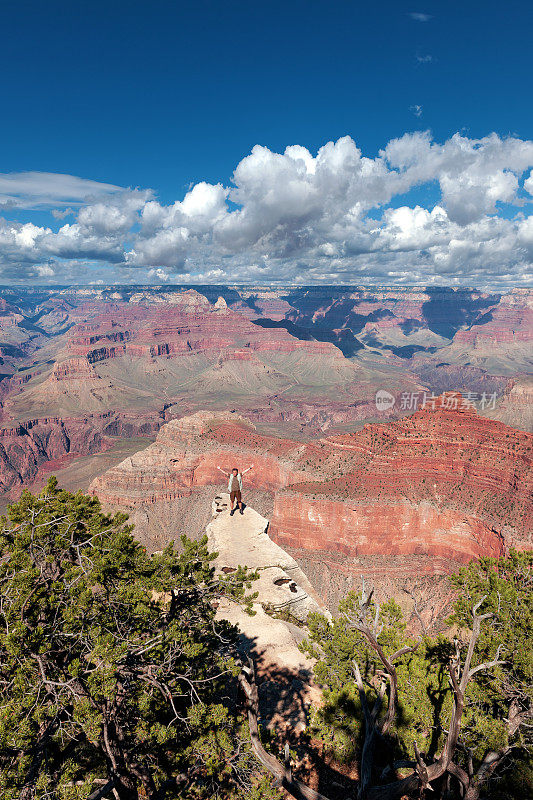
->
xmin=0 ymin=283 xmax=530 ymax=617
xmin=0 ymin=285 xmax=531 ymax=498
xmin=89 ymin=399 xmax=532 ymax=609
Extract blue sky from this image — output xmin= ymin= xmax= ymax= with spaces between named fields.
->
xmin=1 ymin=0 xmax=532 ymax=287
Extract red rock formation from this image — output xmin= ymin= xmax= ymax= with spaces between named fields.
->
xmin=264 ymin=396 xmax=531 ymax=603
xmin=0 ymin=418 xmax=104 ymax=493
xmin=270 ymin=495 xmax=505 ymax=566
xmin=485 ymin=377 xmax=533 ymax=432
xmin=92 ymin=400 xmax=532 ymax=574
xmin=90 ymin=412 xmax=311 ymax=506
xmin=279 ymin=397 xmax=532 ymax=536
xmin=67 ymin=303 xmax=341 ymax=364
xmin=454 ymin=289 xmax=532 ymax=346
xmin=50 ymin=357 xmax=98 ymax=382
xmin=0 ymin=411 xmax=164 ymax=496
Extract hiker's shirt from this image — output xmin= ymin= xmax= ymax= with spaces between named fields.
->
xmin=228 ymin=474 xmax=243 ymax=493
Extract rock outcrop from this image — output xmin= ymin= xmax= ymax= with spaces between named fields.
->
xmin=270 ymin=495 xmax=505 ymax=565
xmin=485 ymin=376 xmax=533 ymax=432
xmin=0 ymin=417 xmax=104 ymax=493
xmin=208 ymin=493 xmax=325 ymax=623
xmin=207 ymin=494 xmax=324 ymax=732
xmin=91 ymin=400 xmax=532 ymax=608
xmin=66 ymin=303 xmax=342 ymax=363
xmin=90 ymin=411 xmax=310 ymax=506
xmin=0 ymin=412 xmax=163 ymax=496
xmin=428 ymin=288 xmax=533 ymax=375
xmin=267 ymin=396 xmax=531 ymax=603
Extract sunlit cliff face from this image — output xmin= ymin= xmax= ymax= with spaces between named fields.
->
xmin=89 ymin=401 xmax=531 ymax=606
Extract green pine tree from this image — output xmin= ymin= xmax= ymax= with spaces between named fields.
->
xmin=301 ymin=551 xmax=532 ymax=799
xmin=0 ymin=478 xmax=266 ymax=800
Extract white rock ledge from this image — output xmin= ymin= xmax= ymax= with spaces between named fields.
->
xmin=207 ymin=493 xmax=329 ymax=672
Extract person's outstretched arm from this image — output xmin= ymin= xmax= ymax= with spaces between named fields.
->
xmin=241 ymin=464 xmax=254 ymax=475
xmin=217 ymin=466 xmax=230 ymax=476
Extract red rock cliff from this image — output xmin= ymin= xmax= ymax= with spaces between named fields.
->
xmin=68 ymin=303 xmax=341 ymax=363
xmin=92 ymin=400 xmax=531 ymax=565
xmin=90 ymin=411 xmax=312 ymax=506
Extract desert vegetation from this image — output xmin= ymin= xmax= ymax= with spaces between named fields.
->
xmin=0 ymin=481 xmax=531 ymax=799
xmin=300 ymin=553 xmax=532 ymax=799
xmin=0 ymin=480 xmax=265 ymax=800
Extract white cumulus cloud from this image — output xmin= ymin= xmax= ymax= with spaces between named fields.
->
xmin=1 ymin=131 xmax=532 ymax=288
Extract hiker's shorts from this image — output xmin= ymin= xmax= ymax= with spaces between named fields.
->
xmin=230 ymin=490 xmax=242 ymax=504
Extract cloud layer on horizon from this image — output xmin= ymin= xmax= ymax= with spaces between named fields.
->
xmin=1 ymin=131 xmax=533 ymax=288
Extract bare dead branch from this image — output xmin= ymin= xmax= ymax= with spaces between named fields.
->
xmin=467 ymin=645 xmax=506 ymax=679
xmin=389 ymin=644 xmax=420 ymax=663
xmin=413 ymin=742 xmax=431 ymax=792
xmin=448 ymin=659 xmax=461 ymax=697
xmin=446 ymin=761 xmax=469 ymax=793
xmin=460 ymin=596 xmax=491 ymax=693
xmin=402 ymin=588 xmax=428 ymax=637
xmin=284 ymin=742 xmax=292 ymax=783
xmin=239 ymin=660 xmax=333 ymax=800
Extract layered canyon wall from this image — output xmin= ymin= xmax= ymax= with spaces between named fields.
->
xmin=90 ymin=399 xmax=532 ymax=606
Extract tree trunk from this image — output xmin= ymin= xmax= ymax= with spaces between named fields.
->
xmin=365 ymin=773 xmax=422 ymax=800
xmin=463 ymin=749 xmax=506 ymax=800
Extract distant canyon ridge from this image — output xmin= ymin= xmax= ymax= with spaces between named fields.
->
xmin=0 ymin=284 xmax=530 ymax=496
xmin=1 ymin=283 xmax=530 ymax=612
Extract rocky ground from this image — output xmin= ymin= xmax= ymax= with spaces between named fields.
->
xmin=208 ymin=493 xmax=327 ymax=667
xmin=187 ymin=492 xmax=327 ymax=743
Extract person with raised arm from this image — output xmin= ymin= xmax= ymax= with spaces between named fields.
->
xmin=216 ymin=464 xmax=253 ymax=516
